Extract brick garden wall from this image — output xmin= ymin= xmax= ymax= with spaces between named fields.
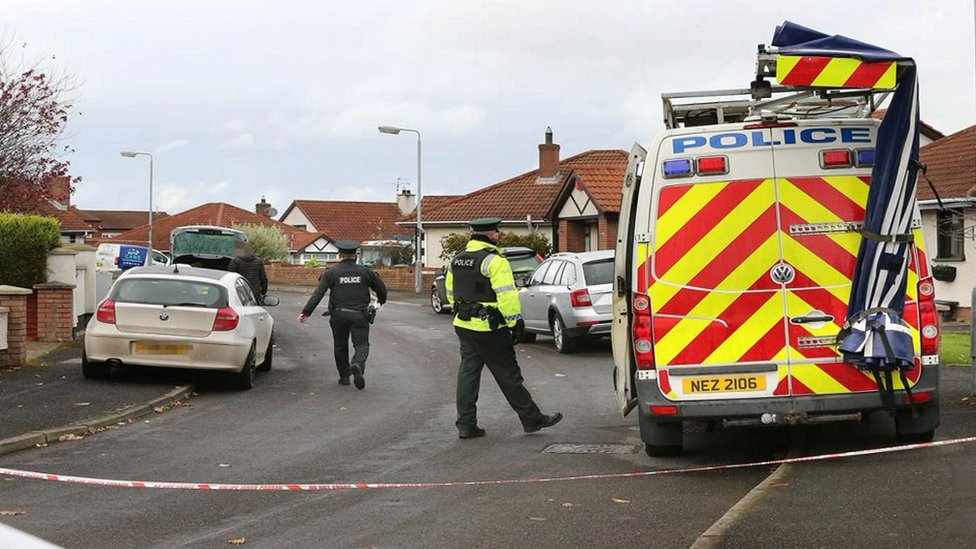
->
xmin=33 ymin=283 xmax=74 ymax=343
xmin=0 ymin=287 xmax=31 ymax=366
xmin=266 ymin=262 xmax=437 ymax=292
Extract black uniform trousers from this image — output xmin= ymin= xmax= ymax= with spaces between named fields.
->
xmin=330 ymin=309 xmax=370 ymax=377
xmin=455 ymin=326 xmax=545 ymax=430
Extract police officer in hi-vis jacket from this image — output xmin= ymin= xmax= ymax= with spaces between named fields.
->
xmin=298 ymin=240 xmax=388 ymax=390
xmin=446 ymin=217 xmax=563 ymax=439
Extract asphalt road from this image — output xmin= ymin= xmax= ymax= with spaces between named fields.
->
xmin=1 ymin=292 xmax=974 ymax=548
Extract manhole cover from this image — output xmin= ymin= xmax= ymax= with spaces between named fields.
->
xmin=542 ymin=443 xmax=635 ymax=455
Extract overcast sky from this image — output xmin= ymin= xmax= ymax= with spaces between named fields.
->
xmin=6 ymin=0 xmax=976 ymax=215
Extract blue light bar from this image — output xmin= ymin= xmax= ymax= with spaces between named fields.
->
xmin=663 ymin=159 xmax=693 ymax=178
xmin=854 ymin=148 xmax=875 ymax=167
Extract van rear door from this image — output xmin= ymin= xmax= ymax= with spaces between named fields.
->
xmin=646 ymin=126 xmax=786 ymax=402
xmin=771 ymin=120 xmax=924 ymax=396
xmin=613 ymin=143 xmax=646 ymax=415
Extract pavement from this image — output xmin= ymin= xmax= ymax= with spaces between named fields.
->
xmin=0 ymin=289 xmax=429 ymax=457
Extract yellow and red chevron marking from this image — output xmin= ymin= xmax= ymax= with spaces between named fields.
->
xmin=777 ymin=55 xmax=896 ymax=89
xmin=646 ymin=175 xmax=923 ymax=398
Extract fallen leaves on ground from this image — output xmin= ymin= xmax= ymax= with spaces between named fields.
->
xmin=227 ymin=537 xmax=246 ymax=545
xmin=769 ymin=482 xmax=790 ymax=488
xmin=611 ymin=497 xmax=631 ymax=504
xmin=561 ymin=502 xmax=575 ymax=508
xmin=153 ymin=406 xmax=166 ymax=413
xmin=174 ymin=401 xmax=193 ymax=407
xmin=0 ymin=510 xmax=26 ymax=516
xmin=58 ymin=434 xmax=83 ymax=441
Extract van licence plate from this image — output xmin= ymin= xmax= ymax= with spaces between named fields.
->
xmin=133 ymin=342 xmax=191 ymax=355
xmin=683 ymin=375 xmax=766 ymax=394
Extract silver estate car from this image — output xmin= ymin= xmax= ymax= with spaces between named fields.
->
xmin=518 ymin=250 xmax=614 ymax=353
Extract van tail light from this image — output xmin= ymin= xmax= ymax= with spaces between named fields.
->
xmin=821 ymin=149 xmax=852 ymax=168
xmin=212 ymin=307 xmax=240 ymax=331
xmin=114 ymin=256 xmax=119 ymax=266
xmin=632 ymin=292 xmax=655 ymax=370
xmin=696 ymin=156 xmax=728 ymax=176
xmin=917 ymin=277 xmax=940 ymax=356
xmin=570 ymin=288 xmax=592 ymax=308
xmin=96 ymin=299 xmax=117 ymax=324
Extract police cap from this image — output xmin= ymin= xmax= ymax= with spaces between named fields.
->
xmin=335 ymin=240 xmax=361 ymax=253
xmin=469 ymin=217 xmax=502 ymax=232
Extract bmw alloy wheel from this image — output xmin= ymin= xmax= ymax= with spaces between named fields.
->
xmin=431 ymin=287 xmax=444 ymax=313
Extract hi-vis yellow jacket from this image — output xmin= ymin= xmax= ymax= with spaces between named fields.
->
xmin=446 ymin=238 xmax=523 ymax=332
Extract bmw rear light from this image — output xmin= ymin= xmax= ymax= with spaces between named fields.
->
xmin=632 ymin=292 xmax=655 ymax=370
xmin=917 ymin=278 xmax=940 ymax=355
xmin=96 ymin=299 xmax=117 ymax=324
xmin=212 ymin=307 xmax=240 ymax=331
xmin=820 ymin=149 xmax=852 ymax=168
xmin=570 ymin=288 xmax=592 ymax=308
xmin=696 ymin=156 xmax=728 ymax=176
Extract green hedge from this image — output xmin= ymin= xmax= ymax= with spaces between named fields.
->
xmin=0 ymin=213 xmax=61 ymax=288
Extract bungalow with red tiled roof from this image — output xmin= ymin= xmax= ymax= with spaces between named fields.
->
xmin=397 ymin=129 xmax=628 ymax=268
xmin=105 ymin=202 xmax=314 ymax=259
xmin=917 ymin=125 xmax=975 ymax=320
xmin=77 ymin=209 xmax=170 ymax=239
xmin=278 ymin=193 xmax=459 ymax=265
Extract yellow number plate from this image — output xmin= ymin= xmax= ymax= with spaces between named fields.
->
xmin=133 ymin=342 xmax=191 ymax=355
xmin=683 ymin=375 xmax=766 ymax=394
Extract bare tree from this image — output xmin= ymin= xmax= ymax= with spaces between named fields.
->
xmin=0 ymin=36 xmax=79 ymax=212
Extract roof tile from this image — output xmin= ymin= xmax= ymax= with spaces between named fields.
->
xmin=288 ymin=201 xmax=408 ymax=242
xmin=918 ymin=125 xmax=975 ymax=201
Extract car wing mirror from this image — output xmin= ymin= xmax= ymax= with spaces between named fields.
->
xmin=262 ymin=295 xmax=280 ymax=307
xmin=515 ymin=277 xmax=529 ymax=289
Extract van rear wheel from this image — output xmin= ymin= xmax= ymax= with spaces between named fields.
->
xmin=895 ymin=401 xmax=939 ymax=443
xmin=639 ymin=409 xmax=683 ymax=457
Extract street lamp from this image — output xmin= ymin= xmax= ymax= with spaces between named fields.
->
xmin=120 ymin=151 xmax=154 ymax=251
xmin=378 ymin=125 xmax=423 ymax=294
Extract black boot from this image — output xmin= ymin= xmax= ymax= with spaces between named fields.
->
xmin=351 ymin=364 xmax=365 ymax=390
xmin=458 ymin=426 xmax=486 ymax=439
xmin=338 ymin=376 xmax=350 ymax=386
xmin=524 ymin=412 xmax=563 ymax=433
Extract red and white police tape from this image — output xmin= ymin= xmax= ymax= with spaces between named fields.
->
xmin=2 ymin=436 xmax=974 ymax=491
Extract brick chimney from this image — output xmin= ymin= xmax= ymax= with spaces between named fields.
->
xmin=537 ymin=126 xmax=560 ymax=182
xmin=46 ymin=176 xmax=71 ymax=209
xmin=255 ymin=196 xmax=272 ymax=217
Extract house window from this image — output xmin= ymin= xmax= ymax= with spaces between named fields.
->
xmin=936 ymin=209 xmax=966 ymax=260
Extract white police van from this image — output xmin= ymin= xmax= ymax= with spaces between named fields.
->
xmin=612 ymin=86 xmax=941 ymax=456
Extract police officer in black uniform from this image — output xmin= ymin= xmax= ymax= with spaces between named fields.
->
xmin=446 ymin=217 xmax=562 ymax=438
xmin=298 ymin=240 xmax=388 ymax=390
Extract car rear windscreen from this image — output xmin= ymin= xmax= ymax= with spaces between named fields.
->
xmin=111 ymin=279 xmax=228 ymax=308
xmin=582 ymin=259 xmax=613 ymax=285
xmin=509 ymin=254 xmax=542 ymax=273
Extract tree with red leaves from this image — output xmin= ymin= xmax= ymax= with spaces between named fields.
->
xmin=0 ymin=39 xmax=80 ymax=212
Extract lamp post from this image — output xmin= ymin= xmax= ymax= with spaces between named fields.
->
xmin=378 ymin=125 xmax=423 ymax=294
xmin=120 ymin=151 xmax=154 ymax=251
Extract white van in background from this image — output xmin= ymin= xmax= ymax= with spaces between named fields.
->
xmin=95 ymin=243 xmax=169 ymax=272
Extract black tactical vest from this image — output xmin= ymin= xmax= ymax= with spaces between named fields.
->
xmin=451 ymin=248 xmax=498 ymax=303
xmin=327 ymin=261 xmax=372 ymax=310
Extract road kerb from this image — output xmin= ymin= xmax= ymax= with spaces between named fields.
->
xmin=0 ymin=384 xmax=195 ymax=457
xmin=0 ymin=433 xmax=46 ymax=456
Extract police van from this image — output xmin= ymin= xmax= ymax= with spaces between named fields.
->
xmin=612 ymin=87 xmax=941 ymax=456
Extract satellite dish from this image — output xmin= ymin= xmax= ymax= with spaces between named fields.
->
xmin=267 ymin=207 xmax=278 ymax=218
